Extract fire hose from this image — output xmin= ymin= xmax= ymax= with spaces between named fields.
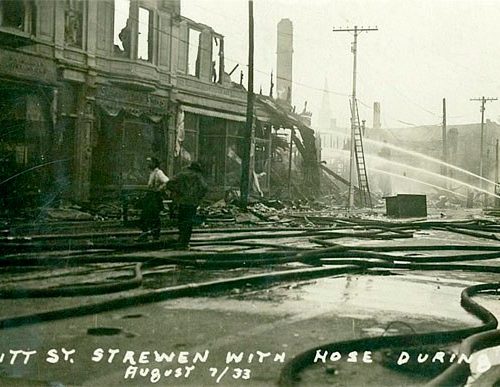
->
xmin=0 ymin=243 xmax=499 ymax=385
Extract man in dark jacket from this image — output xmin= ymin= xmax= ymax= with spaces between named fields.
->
xmin=166 ymin=162 xmax=208 ymax=249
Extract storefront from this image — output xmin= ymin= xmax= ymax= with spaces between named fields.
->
xmin=91 ymin=85 xmax=170 ymax=197
xmin=0 ymin=49 xmax=59 ymax=212
xmin=175 ymin=104 xmax=271 ymax=196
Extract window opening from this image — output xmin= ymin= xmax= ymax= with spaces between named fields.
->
xmin=0 ymin=0 xmax=25 ymax=30
xmin=137 ymin=6 xmax=152 ymax=62
xmin=65 ymin=0 xmax=83 ymax=47
xmin=199 ymin=117 xmax=225 ymax=185
xmin=211 ymin=36 xmax=221 ymax=83
xmin=177 ymin=113 xmax=199 ymax=171
xmin=0 ymin=0 xmax=36 ymax=33
xmin=225 ymin=123 xmax=245 ymax=188
xmin=113 ymin=0 xmax=130 ymax=56
xmin=187 ymin=28 xmax=201 ymax=76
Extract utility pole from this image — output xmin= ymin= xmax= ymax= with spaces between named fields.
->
xmin=287 ymin=127 xmax=294 ymax=198
xmin=470 ymin=96 xmax=497 ymax=206
xmin=240 ymin=0 xmax=254 ymax=209
xmin=333 ymin=26 xmax=378 ymax=210
xmin=269 ymin=70 xmax=274 ymax=98
xmin=496 ymin=139 xmax=499 ymax=183
xmin=496 ymin=139 xmax=499 ymax=207
xmin=441 ymin=98 xmax=447 ymax=184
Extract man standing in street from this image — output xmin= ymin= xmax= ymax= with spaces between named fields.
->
xmin=167 ymin=162 xmax=208 ymax=249
xmin=138 ymin=157 xmax=169 ymax=241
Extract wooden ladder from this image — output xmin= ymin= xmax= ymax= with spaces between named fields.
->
xmin=350 ymin=99 xmax=372 ymax=208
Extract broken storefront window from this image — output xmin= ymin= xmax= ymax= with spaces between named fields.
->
xmin=177 ymin=112 xmax=199 ymax=170
xmin=0 ymin=91 xmax=51 ymax=209
xmin=92 ymin=117 xmax=164 ymax=188
xmin=199 ymin=117 xmax=225 ymax=186
xmin=225 ymin=123 xmax=245 ymax=188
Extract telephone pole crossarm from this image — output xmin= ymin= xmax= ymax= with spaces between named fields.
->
xmin=332 ymin=27 xmax=378 ymax=32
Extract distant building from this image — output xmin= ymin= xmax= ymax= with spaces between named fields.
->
xmin=366 ymin=120 xmax=500 ymax=195
xmin=316 ymin=79 xmax=333 ymax=132
xmin=315 ymin=80 xmax=344 ymax=152
xmin=373 ymin=102 xmax=381 ymax=131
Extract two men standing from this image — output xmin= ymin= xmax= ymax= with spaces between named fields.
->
xmin=138 ymin=158 xmax=207 ymax=249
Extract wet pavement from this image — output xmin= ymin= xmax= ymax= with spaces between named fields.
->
xmin=0 ymin=268 xmax=497 ymax=386
xmin=0 ymin=216 xmax=499 ymax=386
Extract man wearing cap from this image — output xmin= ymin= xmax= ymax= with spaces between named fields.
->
xmin=138 ymin=157 xmax=169 ymax=241
xmin=166 ymin=162 xmax=208 ymax=249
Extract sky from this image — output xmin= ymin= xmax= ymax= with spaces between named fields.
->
xmin=181 ymin=0 xmax=500 ymax=130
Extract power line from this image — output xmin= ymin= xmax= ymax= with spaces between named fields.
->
xmin=109 ymin=2 xmax=353 ymax=99
xmin=176 ymin=1 xmax=500 ymax=117
xmin=108 ymin=4 xmax=472 ymax=130
xmin=108 ymin=2 xmax=412 ymax=123
xmin=356 ymin=63 xmax=440 ymax=118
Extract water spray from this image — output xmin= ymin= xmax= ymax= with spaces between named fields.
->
xmin=325 ymin=149 xmax=500 ymax=199
xmin=367 ymin=167 xmax=466 ymax=198
xmin=321 ymin=129 xmax=497 ymax=187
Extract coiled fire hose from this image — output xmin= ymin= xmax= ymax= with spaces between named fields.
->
xmin=278 ymin=281 xmax=500 ymax=386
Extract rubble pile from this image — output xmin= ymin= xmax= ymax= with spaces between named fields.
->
xmin=41 ymin=201 xmax=125 ymax=222
xmin=88 ymin=202 xmax=124 ymax=219
xmin=427 ymin=192 xmax=466 ymax=209
xmin=44 ymin=207 xmax=94 ymax=221
xmin=199 ymin=198 xmax=354 ymax=227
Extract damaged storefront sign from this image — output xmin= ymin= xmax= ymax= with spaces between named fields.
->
xmin=0 ymin=48 xmax=57 ymax=84
xmin=96 ymin=85 xmax=169 ymax=121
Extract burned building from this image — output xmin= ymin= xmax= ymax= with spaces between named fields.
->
xmin=0 ymin=0 xmax=176 ymax=210
xmin=0 ymin=0 xmax=320 ymax=214
xmin=0 ymin=0 xmax=59 ymax=210
xmin=173 ymin=16 xmax=273 ymax=197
